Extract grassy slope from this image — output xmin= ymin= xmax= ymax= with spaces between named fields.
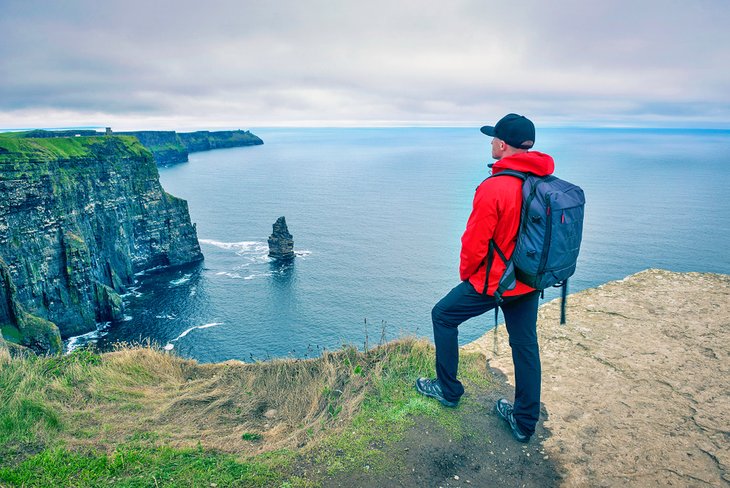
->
xmin=0 ymin=133 xmax=149 ymax=164
xmin=0 ymin=339 xmax=491 ymax=487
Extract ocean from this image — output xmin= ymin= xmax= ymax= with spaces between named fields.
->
xmin=65 ymin=127 xmax=730 ymax=362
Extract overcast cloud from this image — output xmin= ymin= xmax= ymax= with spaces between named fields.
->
xmin=1 ymin=0 xmax=728 ymax=129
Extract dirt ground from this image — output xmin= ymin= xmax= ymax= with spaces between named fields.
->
xmin=323 ymin=269 xmax=729 ymax=487
xmin=465 ymin=269 xmax=729 ymax=487
xmin=322 ymin=379 xmax=562 ymax=488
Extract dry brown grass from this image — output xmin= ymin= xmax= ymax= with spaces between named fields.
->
xmin=57 ymin=340 xmax=423 ymax=456
xmin=0 ymin=342 xmax=9 ymax=365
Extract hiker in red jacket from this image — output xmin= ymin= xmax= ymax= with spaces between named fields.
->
xmin=416 ymin=114 xmax=553 ymax=443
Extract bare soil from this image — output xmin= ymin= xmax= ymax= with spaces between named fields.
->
xmin=322 ymin=379 xmax=562 ymax=487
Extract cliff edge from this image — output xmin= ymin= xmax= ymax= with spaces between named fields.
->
xmin=0 ymin=135 xmax=203 ymax=351
xmin=464 ymin=269 xmax=729 ymax=486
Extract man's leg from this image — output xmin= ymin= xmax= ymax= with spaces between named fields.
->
xmin=501 ymin=291 xmax=541 ymax=436
xmin=432 ymin=281 xmax=498 ymax=402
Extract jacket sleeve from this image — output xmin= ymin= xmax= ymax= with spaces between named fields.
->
xmin=459 ymin=183 xmax=499 ymax=281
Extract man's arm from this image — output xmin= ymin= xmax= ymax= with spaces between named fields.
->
xmin=459 ymin=183 xmax=498 ymax=281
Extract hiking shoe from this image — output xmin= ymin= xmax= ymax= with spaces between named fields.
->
xmin=415 ymin=378 xmax=458 ymax=407
xmin=495 ymin=398 xmax=531 ymax=443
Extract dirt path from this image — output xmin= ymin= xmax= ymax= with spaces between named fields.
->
xmin=465 ymin=269 xmax=730 ymax=487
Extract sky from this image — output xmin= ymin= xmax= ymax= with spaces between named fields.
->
xmin=1 ymin=0 xmax=729 ymax=130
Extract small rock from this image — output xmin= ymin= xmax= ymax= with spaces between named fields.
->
xmin=454 ymin=475 xmax=460 ymax=480
xmin=263 ymin=409 xmax=277 ymax=419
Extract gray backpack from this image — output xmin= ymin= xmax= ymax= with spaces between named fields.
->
xmin=490 ymin=170 xmax=585 ymax=323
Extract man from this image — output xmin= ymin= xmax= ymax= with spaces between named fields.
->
xmin=415 ymin=113 xmax=554 ymax=443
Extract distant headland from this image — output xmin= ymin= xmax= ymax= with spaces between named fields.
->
xmin=13 ymin=128 xmax=264 ymax=166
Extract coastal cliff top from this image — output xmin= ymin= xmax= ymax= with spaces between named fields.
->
xmin=464 ymin=269 xmax=730 ymax=486
xmin=0 ymin=133 xmax=149 ymax=163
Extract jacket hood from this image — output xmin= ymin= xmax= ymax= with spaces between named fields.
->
xmin=491 ymin=151 xmax=554 ymax=176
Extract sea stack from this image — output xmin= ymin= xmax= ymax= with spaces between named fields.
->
xmin=268 ymin=216 xmax=295 ymax=260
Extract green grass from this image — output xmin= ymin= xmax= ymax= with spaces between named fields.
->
xmin=0 ymin=324 xmax=22 ymax=343
xmin=0 ymin=339 xmax=492 ymax=487
xmin=0 ymin=444 xmax=282 ymax=487
xmin=0 ymin=134 xmax=150 ymax=163
xmin=310 ymin=340 xmax=492 ymax=476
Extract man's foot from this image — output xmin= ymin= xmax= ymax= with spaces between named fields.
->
xmin=415 ymin=378 xmax=458 ymax=407
xmin=495 ymin=398 xmax=531 ymax=443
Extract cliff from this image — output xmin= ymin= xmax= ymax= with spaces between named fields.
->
xmin=115 ymin=130 xmax=187 ymax=166
xmin=0 ymin=134 xmax=203 ymax=352
xmin=178 ymin=130 xmax=263 ymax=152
xmin=118 ymin=129 xmax=263 ymax=166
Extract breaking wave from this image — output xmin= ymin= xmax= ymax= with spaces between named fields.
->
xmin=163 ymin=322 xmax=223 ymax=351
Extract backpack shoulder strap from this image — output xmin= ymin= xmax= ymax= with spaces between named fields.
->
xmin=490 ymin=169 xmax=528 ymax=181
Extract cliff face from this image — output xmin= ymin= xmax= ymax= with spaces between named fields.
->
xmin=116 ymin=131 xmax=188 ymax=166
xmin=0 ymin=135 xmax=203 ymax=347
xmin=178 ymin=130 xmax=263 ymax=152
xmin=119 ymin=130 xmax=263 ymax=166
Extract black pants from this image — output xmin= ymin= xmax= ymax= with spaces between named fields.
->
xmin=432 ymin=281 xmax=541 ymax=436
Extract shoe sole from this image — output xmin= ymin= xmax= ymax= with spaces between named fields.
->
xmin=415 ymin=380 xmax=458 ymax=408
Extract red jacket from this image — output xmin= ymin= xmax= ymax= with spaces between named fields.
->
xmin=460 ymin=151 xmax=555 ymax=296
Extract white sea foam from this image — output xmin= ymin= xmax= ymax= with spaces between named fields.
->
xmin=243 ymin=272 xmax=273 ymax=280
xmin=163 ymin=322 xmax=223 ymax=351
xmin=199 ymin=239 xmax=268 ymax=254
xmin=134 ymin=265 xmax=165 ymax=277
xmin=169 ymin=274 xmax=192 ymax=286
xmin=154 ymin=313 xmax=177 ymax=320
xmin=64 ymin=322 xmax=112 ymax=354
xmin=215 ymin=271 xmax=243 ymax=279
xmin=120 ymin=286 xmax=143 ymax=299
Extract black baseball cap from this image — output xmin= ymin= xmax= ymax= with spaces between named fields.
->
xmin=480 ymin=113 xmax=535 ymax=149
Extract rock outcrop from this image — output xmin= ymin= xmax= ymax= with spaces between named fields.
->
xmin=0 ymin=257 xmax=62 ymax=355
xmin=0 ymin=134 xmax=204 ymax=352
xmin=268 ymin=217 xmax=295 ymax=260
